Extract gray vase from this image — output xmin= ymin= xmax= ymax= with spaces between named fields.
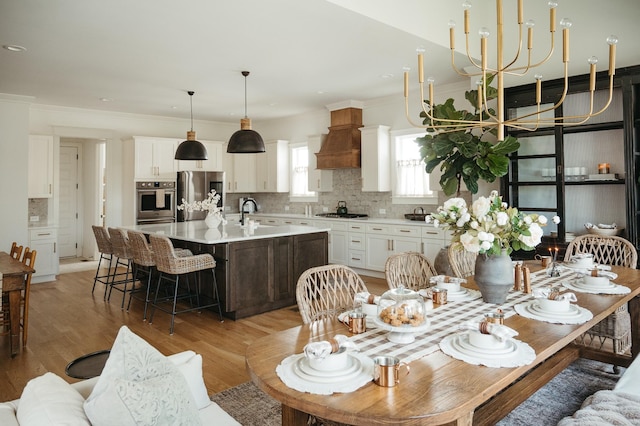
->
xmin=474 ymin=251 xmax=513 ymax=304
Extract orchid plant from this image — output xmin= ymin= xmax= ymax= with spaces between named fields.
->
xmin=426 ymin=191 xmax=560 ymax=256
xmin=177 ymin=189 xmax=226 ymax=224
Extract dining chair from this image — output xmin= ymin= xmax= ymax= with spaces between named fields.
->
xmin=295 ymin=264 xmax=369 ymax=324
xmin=148 ymin=234 xmax=223 ymax=334
xmin=384 ymin=251 xmax=437 ymax=291
xmin=0 ymin=247 xmax=36 ymax=346
xmin=565 ymin=234 xmax=638 ymax=356
xmin=9 ymin=242 xmax=23 ymax=260
xmin=448 ymin=244 xmax=478 ymax=278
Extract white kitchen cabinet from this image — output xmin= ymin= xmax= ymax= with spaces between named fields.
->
xmin=133 ymin=136 xmax=178 ymax=180
xmin=365 ymin=223 xmax=421 ymax=272
xmin=347 ymin=223 xmax=366 ymax=268
xmin=307 ymin=134 xmax=333 ymax=192
xmin=225 ymin=150 xmax=257 ymax=193
xmin=326 ymin=220 xmax=348 ymax=265
xmin=256 ymin=140 xmax=289 ymax=193
xmin=360 ymin=125 xmax=391 ymax=192
xmin=421 ymin=226 xmax=448 ymax=264
xmin=177 ymin=140 xmax=224 ymax=172
xmin=29 ymin=227 xmax=58 ymax=283
xmin=28 ymin=135 xmax=54 ymax=198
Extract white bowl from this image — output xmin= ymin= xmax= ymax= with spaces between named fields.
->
xmin=587 ymin=227 xmax=623 ymax=237
xmin=468 ymin=330 xmax=507 ymax=349
xmin=308 ymin=348 xmax=350 ymax=372
xmin=581 ymin=275 xmax=610 ymax=287
xmin=570 ymin=254 xmax=594 ymax=268
xmin=437 ymin=281 xmax=461 ymax=293
xmin=537 ymin=297 xmax=571 ymax=313
xmin=361 ymin=303 xmax=378 ymax=318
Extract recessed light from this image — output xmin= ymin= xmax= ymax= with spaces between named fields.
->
xmin=99 ymin=97 xmax=113 ymax=102
xmin=3 ymin=44 xmax=26 ymax=52
xmin=316 ymin=90 xmax=326 ymax=95
xmin=380 ymin=73 xmax=394 ymax=79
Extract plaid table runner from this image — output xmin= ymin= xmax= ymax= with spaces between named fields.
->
xmin=350 ymin=268 xmax=575 ymax=364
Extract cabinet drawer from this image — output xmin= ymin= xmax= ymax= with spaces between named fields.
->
xmin=348 ymin=232 xmax=365 ymax=250
xmin=29 ymin=228 xmax=57 ymax=241
xmin=422 ymin=227 xmax=445 ymax=240
xmin=296 ymin=219 xmax=315 ymax=226
xmin=328 ymin=221 xmax=348 ymax=232
xmin=348 ymin=250 xmax=366 ymax=268
xmin=348 ymin=223 xmax=366 ymax=233
xmin=260 ymin=218 xmax=282 ymax=225
xmin=390 ymin=225 xmax=420 ymax=238
xmin=366 ymin=224 xmax=391 ymax=234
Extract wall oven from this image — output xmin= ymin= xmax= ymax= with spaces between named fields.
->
xmin=136 ymin=181 xmax=176 ymax=224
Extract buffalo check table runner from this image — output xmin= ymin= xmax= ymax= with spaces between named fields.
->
xmin=349 ymin=268 xmax=577 ymax=364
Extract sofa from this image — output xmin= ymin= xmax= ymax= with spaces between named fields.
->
xmin=0 ymin=326 xmax=240 ymax=425
xmin=558 ymin=356 xmax=640 ymax=425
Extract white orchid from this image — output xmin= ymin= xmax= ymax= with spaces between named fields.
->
xmin=177 ymin=190 xmax=227 ymax=224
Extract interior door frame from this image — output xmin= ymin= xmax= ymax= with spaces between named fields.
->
xmin=59 ymin=141 xmax=83 ymax=258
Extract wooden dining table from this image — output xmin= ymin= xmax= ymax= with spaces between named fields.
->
xmin=246 ymin=263 xmax=640 ymax=426
xmin=0 ymin=251 xmax=35 ymax=357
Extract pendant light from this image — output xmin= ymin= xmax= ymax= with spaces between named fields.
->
xmin=227 ymin=71 xmax=265 ymax=153
xmin=175 ymin=91 xmax=208 ymax=160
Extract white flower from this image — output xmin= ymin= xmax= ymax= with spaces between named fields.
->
xmin=460 ymin=232 xmax=480 ymax=253
xmin=456 ymin=212 xmax=471 ymax=227
xmin=472 ymin=196 xmax=491 ymax=219
xmin=552 ymin=215 xmax=561 ymax=224
xmin=470 ymin=220 xmax=479 ymax=229
xmin=433 ymin=219 xmax=440 ymax=227
xmin=480 ymin=240 xmax=492 ymax=251
xmin=443 ymin=197 xmax=466 ymax=211
xmin=523 ymin=216 xmax=532 ymax=225
xmin=496 ymin=211 xmax=509 ymax=226
xmin=424 ymin=215 xmax=432 ymax=224
xmin=519 ymin=222 xmax=543 ymax=248
xmin=538 ymin=215 xmax=548 ymax=225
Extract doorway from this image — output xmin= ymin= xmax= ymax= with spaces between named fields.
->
xmin=59 ymin=143 xmax=81 ymax=258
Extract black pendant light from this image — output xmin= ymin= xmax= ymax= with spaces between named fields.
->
xmin=175 ymin=91 xmax=208 ymax=160
xmin=227 ymin=71 xmax=265 ymax=153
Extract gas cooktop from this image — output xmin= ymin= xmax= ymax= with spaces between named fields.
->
xmin=315 ymin=213 xmax=368 ymax=219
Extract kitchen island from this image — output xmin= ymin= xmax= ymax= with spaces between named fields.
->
xmin=124 ymin=220 xmax=329 ymax=319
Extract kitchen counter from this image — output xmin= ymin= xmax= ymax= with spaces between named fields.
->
xmin=123 ymin=220 xmax=330 ymax=244
xmin=249 ymin=213 xmax=434 ymax=226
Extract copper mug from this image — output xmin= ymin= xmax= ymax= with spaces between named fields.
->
xmin=535 ymin=254 xmax=553 ymax=267
xmin=431 ymin=288 xmax=448 ymax=305
xmin=373 ymin=356 xmax=410 ymax=387
xmin=345 ymin=312 xmax=366 ymax=334
xmin=484 ymin=312 xmax=505 ymax=324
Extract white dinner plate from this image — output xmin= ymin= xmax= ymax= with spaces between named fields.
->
xmin=293 ymin=354 xmax=364 ymax=384
xmin=570 ymin=278 xmax=616 ymax=291
xmin=449 ymin=334 xmax=519 ymax=359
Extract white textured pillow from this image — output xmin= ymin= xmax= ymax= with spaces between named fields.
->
xmin=17 ymin=372 xmax=90 ymax=426
xmin=84 ymin=326 xmax=201 ymax=426
xmin=169 ymin=352 xmax=211 ymax=410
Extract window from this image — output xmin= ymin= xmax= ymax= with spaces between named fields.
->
xmin=289 ymin=143 xmax=317 ymax=202
xmin=391 ymin=130 xmax=435 ymax=204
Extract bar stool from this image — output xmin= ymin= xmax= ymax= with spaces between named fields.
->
xmin=148 ymin=234 xmax=223 ymax=334
xmin=91 ymin=226 xmax=115 ymax=298
xmin=106 ymin=227 xmax=135 ymax=309
xmin=127 ymin=230 xmax=192 ymax=320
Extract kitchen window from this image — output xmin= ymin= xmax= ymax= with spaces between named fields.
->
xmin=289 ymin=143 xmax=317 ymax=202
xmin=391 ymin=130 xmax=435 ymax=204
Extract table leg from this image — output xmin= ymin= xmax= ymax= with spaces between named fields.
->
xmin=629 ymin=296 xmax=640 ymax=360
xmin=281 ymin=404 xmax=309 ymax=426
xmin=455 ymin=411 xmax=473 ymax=426
xmin=8 ymin=289 xmax=20 ymax=357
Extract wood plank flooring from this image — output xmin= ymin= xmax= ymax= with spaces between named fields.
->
xmin=0 ymin=267 xmax=388 ymax=401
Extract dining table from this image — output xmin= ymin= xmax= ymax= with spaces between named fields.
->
xmin=0 ymin=251 xmax=35 ymax=357
xmin=245 ymin=262 xmax=640 ymax=426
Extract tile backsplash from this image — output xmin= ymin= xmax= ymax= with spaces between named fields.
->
xmin=28 ymin=198 xmax=48 ymax=222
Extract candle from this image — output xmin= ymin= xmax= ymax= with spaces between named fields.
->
xmin=598 ymin=163 xmax=610 ymax=174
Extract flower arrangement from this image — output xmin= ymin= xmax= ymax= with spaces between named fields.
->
xmin=177 ymin=190 xmax=226 ymax=224
xmin=426 ymin=191 xmax=560 ymax=256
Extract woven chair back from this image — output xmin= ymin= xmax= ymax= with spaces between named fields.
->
xmin=384 ymin=251 xmax=437 ymax=291
xmin=149 ymin=234 xmax=215 ymax=275
xmin=92 ymin=226 xmax=112 ymax=255
xmin=10 ymin=242 xmax=23 ymax=260
xmin=296 ymin=264 xmax=368 ymax=324
xmin=128 ymin=230 xmax=155 ymax=267
xmin=448 ymin=244 xmax=478 ymax=278
xmin=108 ymin=228 xmax=132 ymax=259
xmin=564 ymin=235 xmax=637 ymax=268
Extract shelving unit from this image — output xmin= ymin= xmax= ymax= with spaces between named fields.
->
xmin=502 ymin=66 xmax=640 ymax=259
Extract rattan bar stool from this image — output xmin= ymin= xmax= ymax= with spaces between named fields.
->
xmin=384 ymin=251 xmax=437 ymax=291
xmin=127 ymin=230 xmax=192 ymax=320
xmin=148 ymin=234 xmax=223 ymax=334
xmin=106 ymin=227 xmax=135 ymax=309
xmin=91 ymin=226 xmax=115 ymax=298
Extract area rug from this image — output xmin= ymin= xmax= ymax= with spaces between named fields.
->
xmin=210 ymin=358 xmax=622 ymax=426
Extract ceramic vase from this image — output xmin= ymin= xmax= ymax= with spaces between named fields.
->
xmin=474 ymin=250 xmax=513 ymax=304
xmin=434 ymin=246 xmax=455 ymax=276
xmin=204 ymin=212 xmax=222 ymax=229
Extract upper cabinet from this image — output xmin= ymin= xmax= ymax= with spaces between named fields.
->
xmin=28 ymin=135 xmax=54 ymax=198
xmin=360 ymin=125 xmax=391 ymax=192
xmin=133 ymin=136 xmax=177 ymax=181
xmin=256 ymin=140 xmax=289 ymax=193
xmin=177 ymin=140 xmax=224 ymax=172
xmin=307 ymin=134 xmax=333 ymax=192
xmin=224 ymin=147 xmax=257 ymax=193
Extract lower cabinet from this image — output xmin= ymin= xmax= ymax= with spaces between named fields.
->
xmin=29 ymin=228 xmax=59 ymax=283
xmin=365 ymin=224 xmax=422 ymax=272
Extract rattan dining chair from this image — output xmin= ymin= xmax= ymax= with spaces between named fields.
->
xmin=148 ymin=234 xmax=223 ymax=334
xmin=448 ymin=244 xmax=478 ymax=278
xmin=384 ymin=251 xmax=437 ymax=291
xmin=296 ymin=264 xmax=369 ymax=324
xmin=564 ymin=234 xmax=638 ymax=356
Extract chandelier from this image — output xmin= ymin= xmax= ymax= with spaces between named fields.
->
xmin=404 ymin=0 xmax=618 ymax=141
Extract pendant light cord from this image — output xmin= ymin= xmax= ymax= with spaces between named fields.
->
xmin=188 ymin=90 xmax=195 ymax=132
xmin=242 ymin=71 xmax=250 ymax=119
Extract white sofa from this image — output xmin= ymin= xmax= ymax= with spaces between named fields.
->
xmin=0 ymin=326 xmax=240 ymax=426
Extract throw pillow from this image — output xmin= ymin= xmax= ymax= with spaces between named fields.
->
xmin=17 ymin=372 xmax=90 ymax=426
xmin=84 ymin=326 xmax=201 ymax=426
xmin=168 ymin=352 xmax=211 ymax=410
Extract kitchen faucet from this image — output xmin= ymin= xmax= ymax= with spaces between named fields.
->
xmin=240 ymin=198 xmax=258 ymax=225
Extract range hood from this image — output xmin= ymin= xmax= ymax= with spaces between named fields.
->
xmin=315 ymin=106 xmax=362 ymax=169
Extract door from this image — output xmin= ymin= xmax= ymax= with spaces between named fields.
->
xmin=59 ymin=145 xmax=80 ymax=258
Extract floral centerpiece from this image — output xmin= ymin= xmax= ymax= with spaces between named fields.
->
xmin=177 ymin=189 xmax=227 ymax=228
xmin=426 ymin=190 xmax=560 ymax=256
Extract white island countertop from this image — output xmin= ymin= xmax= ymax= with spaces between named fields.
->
xmin=123 ymin=220 xmax=330 ymax=244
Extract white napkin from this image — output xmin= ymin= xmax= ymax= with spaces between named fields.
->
xmin=574 ymin=270 xmax=617 ymax=280
xmin=458 ymin=320 xmax=518 ymax=341
xmin=429 ymin=275 xmax=466 ymax=284
xmin=303 ymin=335 xmax=358 ymax=360
xmin=532 ymin=288 xmax=578 ymax=302
xmin=354 ymin=292 xmax=380 ymax=305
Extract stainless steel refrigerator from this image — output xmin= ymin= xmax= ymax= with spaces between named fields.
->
xmin=176 ymin=171 xmax=225 ymax=222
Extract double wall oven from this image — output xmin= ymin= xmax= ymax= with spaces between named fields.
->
xmin=136 ymin=181 xmax=176 ymax=224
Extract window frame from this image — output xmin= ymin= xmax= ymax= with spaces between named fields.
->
xmin=390 ymin=128 xmax=438 ymax=205
xmin=288 ymin=141 xmax=318 ymax=203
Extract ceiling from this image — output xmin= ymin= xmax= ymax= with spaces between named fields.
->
xmin=1 ymin=0 xmax=638 ymax=124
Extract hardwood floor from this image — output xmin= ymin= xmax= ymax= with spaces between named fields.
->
xmin=0 ymin=266 xmax=389 ymax=401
